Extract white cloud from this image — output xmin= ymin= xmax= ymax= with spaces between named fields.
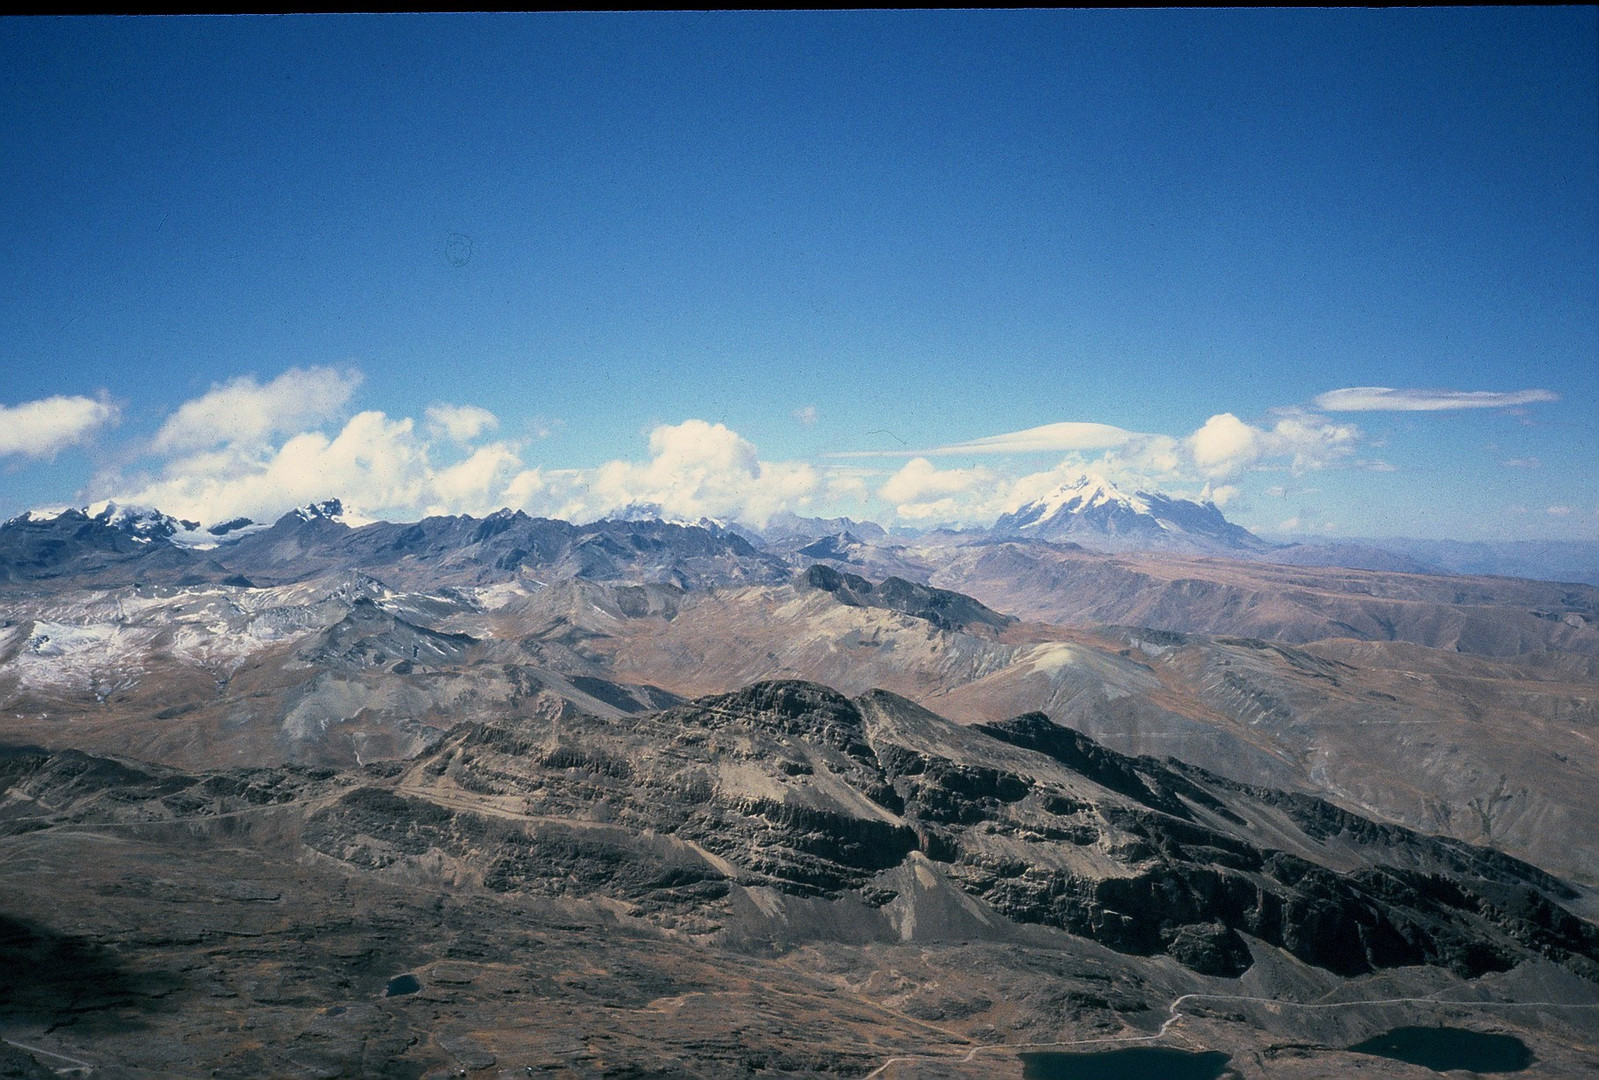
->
xmin=917 ymin=421 xmax=1137 ymax=456
xmin=831 ymin=420 xmax=1136 ymax=458
xmin=877 ymin=456 xmax=1164 ymax=526
xmin=90 ymin=366 xmax=1507 ymax=534
xmin=1547 ymin=505 xmax=1574 ymax=517
xmin=820 ymin=467 xmax=874 ymax=505
xmin=880 ymin=458 xmax=993 ymax=503
xmin=894 ymin=497 xmax=976 ymax=522
xmin=1313 ymin=387 xmax=1558 ymax=412
xmin=0 ymin=395 xmax=117 ymax=457
xmin=1503 ymin=457 xmax=1541 ymax=469
xmin=106 ymin=408 xmax=838 ymax=529
xmin=121 ymin=411 xmax=431 ymax=524
xmin=1185 ymin=412 xmax=1359 ymax=477
xmin=1188 ymin=414 xmax=1260 ymax=474
xmin=834 ymin=406 xmax=1364 ymax=524
xmin=426 ymin=403 xmax=498 ymax=443
xmin=1113 ymin=434 xmax=1184 ymax=479
xmin=879 ymin=458 xmax=1005 ymax=521
xmin=1202 ymin=483 xmax=1240 ymax=507
xmin=558 ymin=420 xmax=823 ymax=526
xmin=152 ymin=367 xmax=361 ymax=453
xmin=427 ymin=442 xmax=523 ymax=517
xmin=1263 ymin=414 xmax=1360 ymax=473
xmin=832 ymin=407 xmax=1363 ymax=517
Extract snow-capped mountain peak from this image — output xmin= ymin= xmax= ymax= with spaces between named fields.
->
xmin=4 ymin=505 xmax=77 ymax=527
xmin=604 ymin=502 xmax=740 ymax=535
xmin=293 ymin=499 xmax=346 ymax=523
xmin=5 ymin=501 xmax=211 ymax=544
xmin=1021 ymin=474 xmax=1154 ymax=521
xmin=993 ymin=474 xmax=1269 ymax=554
xmin=86 ymin=500 xmax=202 ymax=542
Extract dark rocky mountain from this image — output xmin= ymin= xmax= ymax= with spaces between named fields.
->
xmin=798 ymin=563 xmax=1014 ymax=637
xmin=331 ymin=680 xmax=1599 ymax=982
xmin=794 ymin=532 xmax=870 ymax=563
xmin=770 ymin=529 xmax=945 ymax=584
xmin=992 ymin=474 xmax=1272 ymax=554
xmin=0 ymin=504 xmax=235 ymax=587
xmin=4 ymin=539 xmax=1597 ymax=887
xmin=1 ymin=682 xmax=1595 ymax=1077
xmin=3 ymin=501 xmax=1599 ymax=1075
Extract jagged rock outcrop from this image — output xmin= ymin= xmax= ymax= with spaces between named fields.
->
xmin=799 ymin=564 xmax=1014 ymax=636
xmin=287 ymin=680 xmax=1599 ymax=981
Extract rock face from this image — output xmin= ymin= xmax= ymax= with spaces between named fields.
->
xmin=799 ymin=563 xmax=1015 ymax=636
xmin=972 ymin=711 xmax=1596 ymax=979
xmin=288 ymin=681 xmax=1599 ymax=983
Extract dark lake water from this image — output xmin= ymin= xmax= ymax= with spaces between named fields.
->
xmin=1348 ymin=1026 xmax=1533 ymax=1073
xmin=1019 ymin=1046 xmax=1232 ymax=1080
xmin=384 ymin=973 xmax=421 ymax=997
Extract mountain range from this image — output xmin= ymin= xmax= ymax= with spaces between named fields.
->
xmin=1 ymin=492 xmax=1597 ymax=1076
xmin=15 ymin=471 xmax=1594 ymax=586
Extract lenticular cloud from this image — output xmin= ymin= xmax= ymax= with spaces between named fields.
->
xmin=1313 ymin=387 xmax=1558 ymax=412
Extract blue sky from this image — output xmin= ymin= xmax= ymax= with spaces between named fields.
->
xmin=2 ymin=11 xmax=1595 ymax=538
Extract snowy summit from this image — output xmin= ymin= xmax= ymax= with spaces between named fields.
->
xmin=993 ymin=474 xmax=1271 ymax=554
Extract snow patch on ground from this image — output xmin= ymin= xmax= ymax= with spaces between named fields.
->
xmin=0 ymin=583 xmax=349 ymax=695
xmin=471 ymin=582 xmax=534 ymax=609
xmin=1026 ymin=643 xmax=1082 ymax=675
xmin=13 ymin=621 xmax=151 ymax=694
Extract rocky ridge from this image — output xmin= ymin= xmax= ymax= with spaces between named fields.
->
xmin=296 ymin=681 xmax=1599 ymax=983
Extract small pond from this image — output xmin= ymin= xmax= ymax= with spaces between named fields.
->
xmin=1348 ymin=1026 xmax=1533 ymax=1074
xmin=384 ymin=973 xmax=422 ymax=997
xmin=1020 ymin=1046 xmax=1232 ymax=1080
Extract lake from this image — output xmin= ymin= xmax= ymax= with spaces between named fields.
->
xmin=1348 ymin=1026 xmax=1533 ymax=1073
xmin=384 ymin=973 xmax=422 ymax=997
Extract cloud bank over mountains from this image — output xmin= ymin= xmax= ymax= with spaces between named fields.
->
xmin=80 ymin=372 xmax=840 ymax=528
xmin=0 ymin=369 xmax=1575 ymax=533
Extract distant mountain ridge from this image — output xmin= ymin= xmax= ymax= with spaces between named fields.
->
xmin=992 ymin=473 xmax=1273 ymax=554
xmin=9 ymin=488 xmax=1597 ymax=591
xmin=0 ymin=500 xmax=787 ymax=590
